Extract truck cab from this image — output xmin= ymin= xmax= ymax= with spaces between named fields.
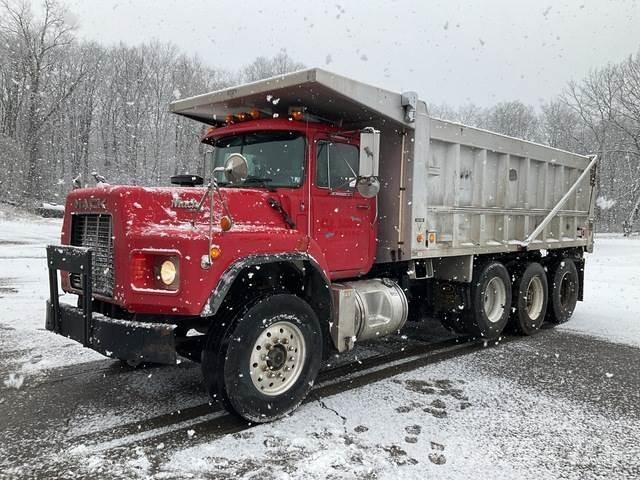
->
xmin=203 ymin=118 xmax=377 ymax=278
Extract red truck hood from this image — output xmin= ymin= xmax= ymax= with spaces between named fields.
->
xmin=60 ymin=184 xmax=308 ymax=316
xmin=64 ymin=184 xmax=291 ymax=232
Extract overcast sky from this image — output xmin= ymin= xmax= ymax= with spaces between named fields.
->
xmin=63 ymin=0 xmax=640 ymax=108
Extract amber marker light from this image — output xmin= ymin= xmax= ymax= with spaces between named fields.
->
xmin=428 ymin=232 xmax=437 ymax=244
xmin=416 ymin=233 xmax=425 ymax=243
xmin=220 ymin=215 xmax=233 ymax=231
xmin=210 ymin=245 xmax=222 ymax=261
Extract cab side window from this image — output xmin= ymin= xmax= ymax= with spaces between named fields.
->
xmin=315 ymin=141 xmax=359 ymax=190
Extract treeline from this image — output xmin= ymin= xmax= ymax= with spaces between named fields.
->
xmin=1 ymin=1 xmax=638 ymax=232
xmin=0 ymin=0 xmax=303 ymax=203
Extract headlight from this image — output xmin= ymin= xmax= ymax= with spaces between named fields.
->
xmin=160 ymin=260 xmax=177 ymax=285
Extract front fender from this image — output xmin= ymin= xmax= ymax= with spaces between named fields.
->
xmin=201 ymin=252 xmax=331 ymax=317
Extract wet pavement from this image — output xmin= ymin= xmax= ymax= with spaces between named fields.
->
xmin=1 ymin=325 xmax=639 ymax=479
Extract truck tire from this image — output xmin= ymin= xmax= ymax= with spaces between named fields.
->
xmin=464 ymin=261 xmax=512 ymax=339
xmin=547 ymin=258 xmax=579 ymax=324
xmin=510 ymin=262 xmax=548 ymax=335
xmin=202 ymin=294 xmax=323 ymax=423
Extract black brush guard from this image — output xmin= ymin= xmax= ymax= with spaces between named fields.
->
xmin=45 ymin=245 xmax=177 ymax=364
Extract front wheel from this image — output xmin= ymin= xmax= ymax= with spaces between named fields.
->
xmin=202 ymin=294 xmax=323 ymax=423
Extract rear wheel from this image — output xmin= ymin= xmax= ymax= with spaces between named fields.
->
xmin=511 ymin=262 xmax=548 ymax=335
xmin=202 ymin=294 xmax=323 ymax=423
xmin=442 ymin=261 xmax=512 ymax=339
xmin=547 ymin=258 xmax=579 ymax=324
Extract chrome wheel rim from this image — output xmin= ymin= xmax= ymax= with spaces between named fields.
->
xmin=249 ymin=320 xmax=305 ymax=396
xmin=525 ymin=276 xmax=545 ymax=320
xmin=484 ymin=277 xmax=507 ymax=323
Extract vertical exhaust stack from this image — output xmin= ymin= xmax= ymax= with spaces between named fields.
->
xmin=330 ymin=279 xmax=408 ymax=352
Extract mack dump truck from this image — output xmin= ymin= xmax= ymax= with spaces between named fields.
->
xmin=46 ymin=68 xmax=598 ymax=422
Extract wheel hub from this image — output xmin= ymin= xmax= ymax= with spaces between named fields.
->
xmin=266 ymin=344 xmax=287 ymax=370
xmin=483 ymin=277 xmax=507 ymax=323
xmin=525 ymin=276 xmax=544 ymax=320
xmin=249 ymin=320 xmax=306 ymax=396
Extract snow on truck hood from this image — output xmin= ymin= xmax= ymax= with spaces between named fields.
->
xmin=64 ymin=184 xmax=292 ymax=233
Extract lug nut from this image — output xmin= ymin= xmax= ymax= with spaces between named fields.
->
xmin=288 ymin=346 xmax=294 ymax=351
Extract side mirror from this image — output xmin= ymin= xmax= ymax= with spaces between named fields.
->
xmin=223 ymin=153 xmax=249 ymax=183
xmin=356 ymin=177 xmax=380 ymax=198
xmin=358 ymin=127 xmax=380 ymax=198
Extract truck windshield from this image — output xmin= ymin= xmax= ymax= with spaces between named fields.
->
xmin=212 ymin=131 xmax=305 ymax=188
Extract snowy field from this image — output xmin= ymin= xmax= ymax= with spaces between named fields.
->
xmin=0 ymin=209 xmax=639 ymax=479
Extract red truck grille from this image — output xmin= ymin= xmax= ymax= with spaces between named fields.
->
xmin=70 ymin=214 xmax=114 ymax=297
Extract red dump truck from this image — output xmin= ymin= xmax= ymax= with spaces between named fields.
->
xmin=46 ymin=69 xmax=598 ymax=422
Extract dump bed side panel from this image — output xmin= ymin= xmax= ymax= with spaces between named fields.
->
xmin=407 ymin=118 xmax=594 ymax=260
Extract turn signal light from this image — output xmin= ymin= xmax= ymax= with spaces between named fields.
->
xmin=131 ymin=252 xmax=153 ymax=289
xmin=428 ymin=231 xmax=437 ymax=245
xmin=220 ymin=215 xmax=233 ymax=231
xmin=210 ymin=245 xmax=222 ymax=260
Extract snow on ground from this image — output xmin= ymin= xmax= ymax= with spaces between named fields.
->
xmin=561 ymin=236 xmax=640 ymax=347
xmin=160 ymin=355 xmax=639 ymax=480
xmin=1 ymin=209 xmax=639 ymax=479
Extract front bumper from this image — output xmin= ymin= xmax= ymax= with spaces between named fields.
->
xmin=46 ymin=245 xmax=177 ymax=365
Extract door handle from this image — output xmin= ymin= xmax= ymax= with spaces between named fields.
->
xmin=356 ymin=204 xmax=370 ymax=210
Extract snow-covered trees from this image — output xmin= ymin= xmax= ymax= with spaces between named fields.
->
xmin=562 ymin=53 xmax=640 ymax=233
xmin=0 ymin=1 xmax=638 ymax=232
xmin=0 ymin=1 xmax=303 ymax=204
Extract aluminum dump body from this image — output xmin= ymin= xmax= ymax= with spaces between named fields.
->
xmin=412 ymin=118 xmax=595 ymax=260
xmin=170 ymin=68 xmax=596 ymax=265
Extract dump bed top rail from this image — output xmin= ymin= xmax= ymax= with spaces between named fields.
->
xmin=430 ymin=118 xmax=591 ymax=169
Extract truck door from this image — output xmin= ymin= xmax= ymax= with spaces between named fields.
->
xmin=311 ymin=137 xmax=376 ymax=277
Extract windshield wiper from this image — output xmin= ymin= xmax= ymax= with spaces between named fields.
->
xmin=243 ymin=177 xmax=276 ymax=191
